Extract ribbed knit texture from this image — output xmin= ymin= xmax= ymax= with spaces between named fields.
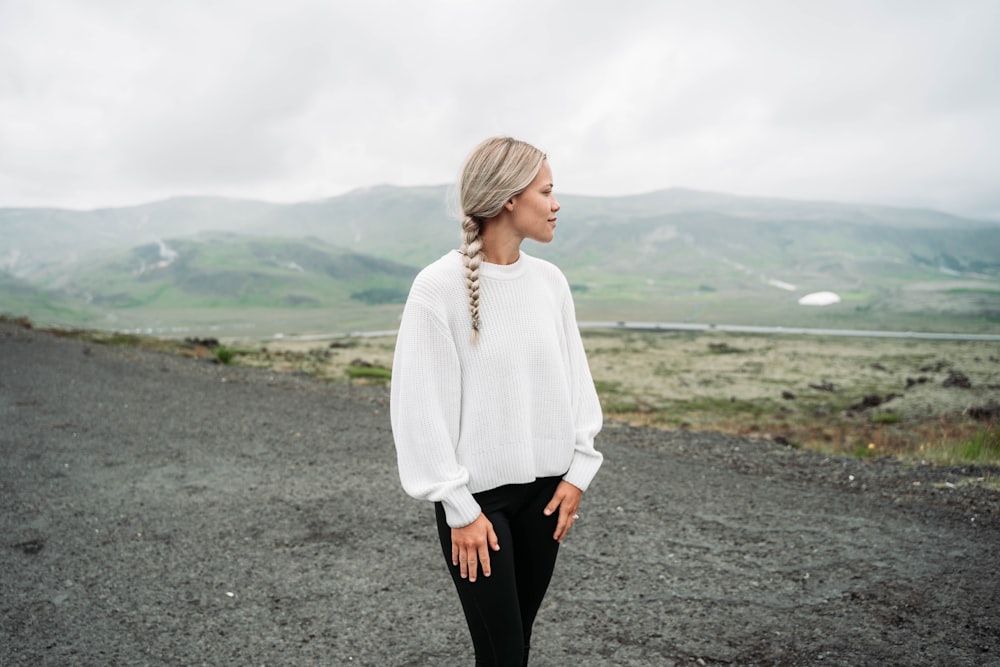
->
xmin=390 ymin=250 xmax=604 ymax=527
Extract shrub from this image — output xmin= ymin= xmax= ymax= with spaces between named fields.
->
xmin=853 ymin=442 xmax=877 ymax=459
xmin=957 ymin=427 xmax=1000 ymax=462
xmin=345 ymin=365 xmax=391 ymax=383
xmin=103 ymin=333 xmax=145 ymax=347
xmin=871 ymin=411 xmax=901 ymax=425
xmin=214 ymin=347 xmax=235 ymax=365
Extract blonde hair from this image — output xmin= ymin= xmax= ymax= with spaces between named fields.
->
xmin=457 ymin=137 xmax=545 ymax=344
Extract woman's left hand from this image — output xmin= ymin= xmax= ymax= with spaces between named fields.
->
xmin=543 ymin=480 xmax=583 ymax=543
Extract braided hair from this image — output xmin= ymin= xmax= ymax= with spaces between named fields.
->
xmin=457 ymin=137 xmax=545 ymax=344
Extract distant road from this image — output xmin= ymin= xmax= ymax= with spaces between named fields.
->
xmin=578 ymin=320 xmax=1000 ymax=341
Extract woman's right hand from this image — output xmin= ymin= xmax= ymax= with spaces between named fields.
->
xmin=451 ymin=513 xmax=500 ymax=583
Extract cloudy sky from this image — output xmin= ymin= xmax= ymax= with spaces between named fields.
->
xmin=2 ymin=0 xmax=999 ymax=219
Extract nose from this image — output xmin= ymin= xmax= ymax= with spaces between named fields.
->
xmin=552 ymin=196 xmax=560 ymax=213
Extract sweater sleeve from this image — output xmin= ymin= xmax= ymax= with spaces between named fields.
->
xmin=390 ymin=297 xmax=482 ymax=528
xmin=560 ymin=289 xmax=604 ymax=492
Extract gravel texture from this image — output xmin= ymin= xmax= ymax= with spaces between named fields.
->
xmin=2 ymin=320 xmax=999 ymax=666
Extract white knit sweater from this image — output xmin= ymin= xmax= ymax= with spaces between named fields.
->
xmin=390 ymin=250 xmax=604 ymax=527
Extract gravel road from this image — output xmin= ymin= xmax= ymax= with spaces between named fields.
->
xmin=2 ymin=320 xmax=998 ymax=666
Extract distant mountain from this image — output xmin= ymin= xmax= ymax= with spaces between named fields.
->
xmin=65 ymin=232 xmax=414 ymax=304
xmin=2 ymin=187 xmax=999 ymax=335
xmin=4 ymin=186 xmax=995 ymax=279
xmin=0 ymin=197 xmax=283 ymax=279
xmin=558 ymin=188 xmax=991 ymax=228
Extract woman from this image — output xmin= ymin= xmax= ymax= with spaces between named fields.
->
xmin=390 ymin=136 xmax=603 ymax=666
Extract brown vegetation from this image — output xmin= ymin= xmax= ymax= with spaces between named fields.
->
xmin=224 ymin=326 xmax=1000 ymax=467
xmin=11 ymin=315 xmax=997 ymax=466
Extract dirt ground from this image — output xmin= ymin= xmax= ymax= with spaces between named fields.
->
xmin=2 ymin=320 xmax=999 ymax=666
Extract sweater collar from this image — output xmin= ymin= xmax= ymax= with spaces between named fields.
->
xmin=452 ymin=249 xmax=530 ymax=281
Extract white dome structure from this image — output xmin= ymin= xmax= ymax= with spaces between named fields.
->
xmin=798 ymin=291 xmax=841 ymax=306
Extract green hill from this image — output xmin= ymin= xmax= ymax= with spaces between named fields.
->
xmin=2 ymin=187 xmax=999 ymax=335
xmin=0 ymin=272 xmax=98 ymax=327
xmin=42 ymin=234 xmax=418 ymax=336
xmin=69 ymin=233 xmax=413 ymax=306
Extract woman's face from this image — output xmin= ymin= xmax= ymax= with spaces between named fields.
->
xmin=509 ymin=160 xmax=560 ymax=244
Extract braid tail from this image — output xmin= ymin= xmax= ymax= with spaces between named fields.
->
xmin=460 ymin=215 xmax=484 ymax=345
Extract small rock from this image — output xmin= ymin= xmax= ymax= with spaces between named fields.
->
xmin=852 ymin=394 xmax=884 ymax=410
xmin=942 ymin=370 xmax=972 ymax=388
xmin=13 ymin=538 xmax=44 ymax=555
xmin=919 ymin=360 xmax=950 ymax=373
xmin=966 ymin=400 xmax=1000 ymax=421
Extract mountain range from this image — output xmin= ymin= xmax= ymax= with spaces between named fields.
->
xmin=2 ymin=187 xmax=999 ymax=336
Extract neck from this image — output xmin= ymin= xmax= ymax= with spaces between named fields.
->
xmin=478 ymin=219 xmax=523 ymax=265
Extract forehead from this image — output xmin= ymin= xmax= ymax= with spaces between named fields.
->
xmin=531 ymin=160 xmax=553 ymax=185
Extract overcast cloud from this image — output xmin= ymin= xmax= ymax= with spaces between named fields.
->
xmin=1 ymin=0 xmax=999 ymax=219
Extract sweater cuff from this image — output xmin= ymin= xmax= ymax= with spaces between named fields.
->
xmin=563 ymin=449 xmax=604 ymax=493
xmin=441 ymin=487 xmax=482 ymax=528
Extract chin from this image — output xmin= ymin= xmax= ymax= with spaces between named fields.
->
xmin=536 ymin=227 xmax=556 ymax=244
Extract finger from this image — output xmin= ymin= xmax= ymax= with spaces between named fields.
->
xmin=478 ymin=543 xmax=491 ymax=578
xmin=487 ymin=524 xmax=500 ymax=552
xmin=468 ymin=544 xmax=482 ymax=582
xmin=460 ymin=542 xmax=475 ymax=580
xmin=552 ymin=506 xmax=570 ymax=542
xmin=543 ymin=492 xmax=563 ymax=517
xmin=555 ymin=503 xmax=580 ymax=542
xmin=452 ymin=542 xmax=459 ymax=567
xmin=553 ymin=510 xmax=570 ymax=542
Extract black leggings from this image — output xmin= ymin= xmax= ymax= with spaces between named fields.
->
xmin=435 ymin=476 xmax=562 ymax=667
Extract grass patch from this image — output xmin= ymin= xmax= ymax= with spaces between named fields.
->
xmin=345 ymin=364 xmax=392 ymax=383
xmin=48 ymin=328 xmax=189 ymax=355
xmin=911 ymin=423 xmax=1000 ymax=466
xmin=593 ymin=379 xmax=623 ymax=394
xmin=681 ymin=396 xmax=772 ymax=415
xmin=954 ymin=426 xmax=1000 ymax=463
xmin=871 ymin=411 xmax=901 ymax=425
xmin=98 ymin=332 xmax=148 ymax=346
xmin=852 ymin=442 xmax=879 ymax=459
xmin=213 ymin=347 xmax=236 ymax=365
xmin=707 ymin=342 xmax=745 ymax=354
xmin=604 ymin=400 xmax=644 ymax=413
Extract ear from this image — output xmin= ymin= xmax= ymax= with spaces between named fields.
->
xmin=504 ymin=198 xmax=515 ymax=211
